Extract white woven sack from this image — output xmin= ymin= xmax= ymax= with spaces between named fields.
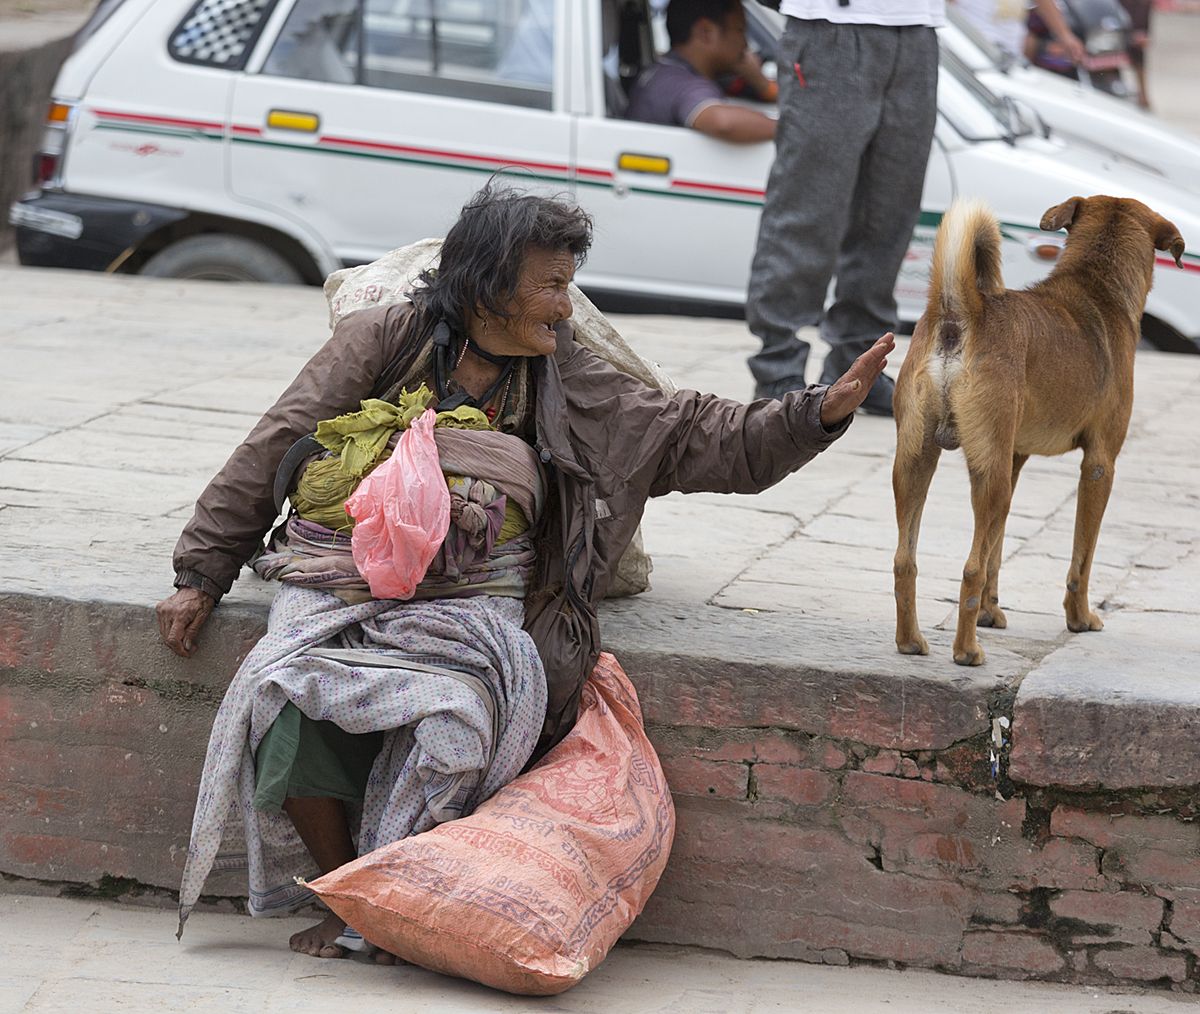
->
xmin=324 ymin=239 xmax=674 ymax=596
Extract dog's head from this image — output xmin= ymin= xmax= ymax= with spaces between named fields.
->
xmin=1041 ymin=196 xmax=1186 ymax=269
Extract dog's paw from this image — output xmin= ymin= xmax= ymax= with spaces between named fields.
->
xmin=1067 ymin=611 xmax=1104 ymax=633
xmin=952 ymin=645 xmax=986 ymax=666
xmin=896 ymin=636 xmax=929 ymax=656
xmin=977 ymin=606 xmax=1007 ymax=629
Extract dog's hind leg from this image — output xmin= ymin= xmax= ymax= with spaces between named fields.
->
xmin=977 ymin=453 xmax=1028 ymax=629
xmin=1064 ymin=446 xmax=1115 ymax=633
xmin=893 ymin=403 xmax=941 ymax=656
xmin=953 ymin=440 xmax=1016 ymax=666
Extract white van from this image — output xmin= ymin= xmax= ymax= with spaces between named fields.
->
xmin=11 ymin=0 xmax=1200 ymax=348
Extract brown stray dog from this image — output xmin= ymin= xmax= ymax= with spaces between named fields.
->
xmin=892 ymin=195 xmax=1185 ymax=666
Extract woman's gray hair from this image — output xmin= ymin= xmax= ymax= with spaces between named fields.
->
xmin=413 ymin=181 xmax=594 ymax=328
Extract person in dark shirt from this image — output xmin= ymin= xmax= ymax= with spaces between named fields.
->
xmin=625 ymin=0 xmax=776 ymax=143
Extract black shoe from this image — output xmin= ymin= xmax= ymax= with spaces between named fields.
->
xmin=753 ymin=375 xmax=807 ymax=401
xmin=858 ymin=373 xmax=895 ymax=417
xmin=817 ymin=366 xmax=895 ymax=417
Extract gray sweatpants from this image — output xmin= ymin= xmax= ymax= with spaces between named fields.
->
xmin=746 ymin=18 xmax=938 ymax=395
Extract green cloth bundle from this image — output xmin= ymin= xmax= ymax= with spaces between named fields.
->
xmin=294 ymin=385 xmax=494 ymax=532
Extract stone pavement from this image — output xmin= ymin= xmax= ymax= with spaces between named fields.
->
xmin=4 ymin=265 xmax=1200 ymax=990
xmin=1 ymin=893 xmax=1191 ymax=1014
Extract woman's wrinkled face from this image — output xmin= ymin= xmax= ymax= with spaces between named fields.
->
xmin=478 ymin=246 xmax=576 ymax=357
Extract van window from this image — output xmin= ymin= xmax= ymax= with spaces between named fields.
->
xmin=262 ymin=0 xmax=358 ymax=83
xmin=262 ymin=0 xmax=554 ymax=110
xmin=170 ymin=0 xmax=280 ymax=69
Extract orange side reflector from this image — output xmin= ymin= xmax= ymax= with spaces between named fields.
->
xmin=47 ymin=103 xmax=71 ymax=123
xmin=267 ymin=110 xmax=320 ymax=132
xmin=618 ymin=152 xmax=670 ymax=175
xmin=1035 ymin=244 xmax=1061 ymax=261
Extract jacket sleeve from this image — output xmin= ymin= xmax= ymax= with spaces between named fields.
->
xmin=552 ymin=339 xmax=851 ymax=503
xmin=172 ymin=303 xmax=417 ymax=599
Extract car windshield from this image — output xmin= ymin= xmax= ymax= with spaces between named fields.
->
xmin=938 ymin=44 xmax=1033 ymax=142
xmin=942 ymin=4 xmax=1015 ymax=73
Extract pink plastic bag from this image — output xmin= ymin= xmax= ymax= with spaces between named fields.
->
xmin=345 ymin=408 xmax=449 ymax=599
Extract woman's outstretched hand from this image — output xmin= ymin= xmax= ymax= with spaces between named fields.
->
xmin=819 ymin=332 xmax=896 ymax=429
xmin=157 ymin=587 xmax=216 ymax=658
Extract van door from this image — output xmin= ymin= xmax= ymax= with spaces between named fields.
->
xmin=228 ymin=0 xmax=570 ymax=266
xmin=570 ymin=0 xmax=771 ymax=307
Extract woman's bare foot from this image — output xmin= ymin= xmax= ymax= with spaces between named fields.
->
xmin=373 ymin=948 xmax=401 ymax=965
xmin=290 ymin=911 xmax=347 ymax=958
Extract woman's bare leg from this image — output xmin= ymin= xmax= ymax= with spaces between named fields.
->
xmin=283 ymin=796 xmax=355 ymax=958
xmin=282 ymin=797 xmax=401 ymax=964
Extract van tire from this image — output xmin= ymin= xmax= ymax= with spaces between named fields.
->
xmin=139 ymin=234 xmax=304 ymax=283
xmin=1140 ymin=314 xmax=1199 ymax=355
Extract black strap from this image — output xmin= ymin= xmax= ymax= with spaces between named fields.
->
xmin=466 ymin=337 xmax=511 ymax=365
xmin=431 ymin=317 xmax=515 ymax=414
xmin=273 ymin=433 xmax=325 ymax=514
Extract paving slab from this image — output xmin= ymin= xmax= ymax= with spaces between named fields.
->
xmin=0 ymin=894 xmax=1188 ymax=1014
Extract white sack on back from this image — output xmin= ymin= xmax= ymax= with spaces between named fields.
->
xmin=324 ymin=239 xmax=673 ymax=596
xmin=325 ymin=239 xmax=677 ymax=396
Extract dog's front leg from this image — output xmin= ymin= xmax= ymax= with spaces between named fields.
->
xmin=893 ymin=390 xmax=942 ymax=656
xmin=893 ymin=440 xmax=941 ymax=655
xmin=1064 ymin=450 xmax=1114 ymax=633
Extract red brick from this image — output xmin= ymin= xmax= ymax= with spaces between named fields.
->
xmin=1050 ymin=890 xmax=1163 ymax=931
xmin=1009 ymin=838 xmax=1100 ymax=891
xmin=1052 ymin=806 xmax=1198 ymax=857
xmin=817 ymin=742 xmax=846 ymax=770
xmin=668 ymin=809 xmax=863 ymax=871
xmin=961 ymin=931 xmax=1064 ymax=974
xmin=754 ymin=766 xmax=831 ymax=806
xmin=1091 ymin=946 xmax=1187 ymax=982
xmin=1169 ymin=900 xmax=1200 ymax=946
xmin=906 ymin=834 xmax=980 ymax=870
xmin=863 ymin=750 xmax=900 ymax=775
xmin=659 ymin=755 xmax=748 ymax=799
xmin=972 ymin=892 xmax=1023 ymax=925
xmin=0 ymin=617 xmax=31 ymax=669
xmin=3 ymin=832 xmax=136 ymax=880
xmin=1119 ymin=848 xmax=1200 ymax=890
xmin=659 ymin=729 xmax=808 ymax=767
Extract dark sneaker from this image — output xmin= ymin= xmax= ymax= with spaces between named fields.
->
xmin=858 ymin=372 xmax=895 ymax=417
xmin=753 ymin=375 xmax=807 ymax=401
xmin=817 ymin=366 xmax=895 ymax=417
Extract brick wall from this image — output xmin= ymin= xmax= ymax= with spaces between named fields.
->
xmin=2 ymin=591 xmax=1199 ymax=991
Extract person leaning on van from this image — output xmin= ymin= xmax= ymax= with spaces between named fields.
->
xmin=624 ymin=0 xmax=777 ymax=143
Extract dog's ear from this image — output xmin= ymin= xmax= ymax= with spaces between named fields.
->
xmin=1040 ymin=197 xmax=1081 ymax=233
xmin=1152 ymin=215 xmax=1186 ymax=269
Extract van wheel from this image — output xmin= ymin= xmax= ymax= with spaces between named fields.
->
xmin=1140 ymin=314 xmax=1199 ymax=355
xmin=140 ymin=234 xmax=303 ymax=283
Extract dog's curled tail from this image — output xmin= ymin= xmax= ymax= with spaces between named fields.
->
xmin=925 ymin=201 xmax=1004 ymax=450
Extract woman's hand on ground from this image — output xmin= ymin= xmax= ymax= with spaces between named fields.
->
xmin=157 ymin=587 xmax=216 ymax=658
xmin=819 ymin=332 xmax=896 ymax=428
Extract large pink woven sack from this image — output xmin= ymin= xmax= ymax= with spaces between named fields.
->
xmin=308 ymin=653 xmax=675 ymax=995
xmin=345 ymin=408 xmax=449 ymax=599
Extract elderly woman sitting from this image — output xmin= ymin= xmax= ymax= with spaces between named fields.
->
xmin=159 ymin=183 xmax=893 ymax=960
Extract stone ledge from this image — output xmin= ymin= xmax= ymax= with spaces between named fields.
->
xmin=1010 ymin=610 xmax=1200 ymax=790
xmin=4 ymin=589 xmax=1200 ymax=992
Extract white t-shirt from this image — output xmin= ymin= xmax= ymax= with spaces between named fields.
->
xmin=779 ymin=0 xmax=946 ymax=27
xmin=952 ymin=0 xmax=1028 ymax=55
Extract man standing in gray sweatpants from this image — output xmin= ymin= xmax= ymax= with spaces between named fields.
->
xmin=746 ymin=2 xmax=942 ymax=414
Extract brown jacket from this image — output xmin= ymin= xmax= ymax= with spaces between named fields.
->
xmin=174 ymin=302 xmax=849 ymax=741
